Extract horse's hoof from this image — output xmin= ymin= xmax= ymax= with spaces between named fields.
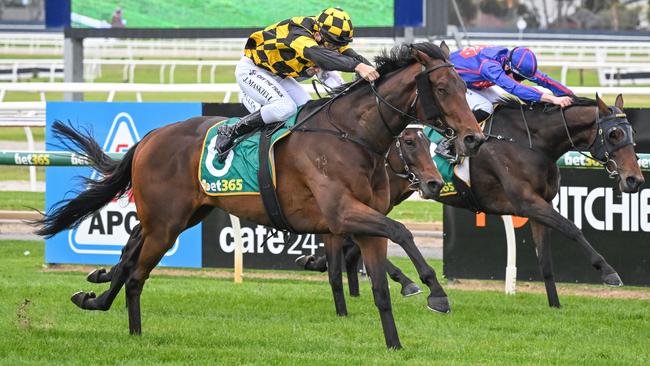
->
xmin=70 ymin=291 xmax=96 ymax=309
xmin=427 ymin=296 xmax=451 ymax=314
xmin=349 ymin=293 xmax=360 ymax=297
xmin=86 ymin=268 xmax=107 ymax=283
xmin=400 ymin=283 xmax=423 ymax=297
xmin=603 ymin=272 xmax=623 ymax=287
xmin=294 ymin=255 xmax=314 ymax=269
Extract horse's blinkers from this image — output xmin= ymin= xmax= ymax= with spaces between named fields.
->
xmin=414 ymin=62 xmax=454 ymax=129
xmin=590 ymin=109 xmax=635 ymax=165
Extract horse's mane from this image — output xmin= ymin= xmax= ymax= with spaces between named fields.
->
xmin=328 ymin=42 xmax=447 ymax=96
xmin=495 ymin=95 xmax=597 ymax=112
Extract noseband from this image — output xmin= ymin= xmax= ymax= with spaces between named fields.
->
xmin=385 ymin=126 xmax=426 ymax=190
xmin=560 ymin=106 xmax=635 ymax=178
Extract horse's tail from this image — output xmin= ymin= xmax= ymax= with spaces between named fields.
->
xmin=35 ymin=121 xmax=138 ymax=238
xmin=49 ymin=121 xmax=119 ymax=175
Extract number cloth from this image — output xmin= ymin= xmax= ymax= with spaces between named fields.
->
xmin=199 ymin=108 xmax=301 ymax=196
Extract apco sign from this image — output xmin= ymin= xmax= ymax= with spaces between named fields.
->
xmin=444 ymin=168 xmax=650 ymax=286
xmin=45 ymin=102 xmax=203 ymax=267
xmin=202 ymin=208 xmax=325 ymax=270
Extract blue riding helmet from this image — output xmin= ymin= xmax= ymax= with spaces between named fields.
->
xmin=507 ymin=47 xmax=537 ymax=80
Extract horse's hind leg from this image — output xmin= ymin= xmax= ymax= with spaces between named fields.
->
xmin=125 ymin=224 xmax=183 ymax=335
xmin=530 ymin=221 xmax=560 ymax=308
xmin=71 ymin=225 xmax=143 ymax=311
xmin=324 ymin=234 xmax=347 ymax=316
xmin=86 ymin=227 xmax=142 ymax=284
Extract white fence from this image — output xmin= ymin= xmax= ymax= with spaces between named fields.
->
xmin=4 ymin=58 xmax=649 ymax=86
xmin=0 ymin=58 xmax=238 ymax=83
xmin=5 ymin=31 xmax=650 ymax=62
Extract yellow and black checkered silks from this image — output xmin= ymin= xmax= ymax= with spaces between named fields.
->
xmin=316 ymin=7 xmax=353 ymax=42
xmin=244 ymin=16 xmax=351 ymax=78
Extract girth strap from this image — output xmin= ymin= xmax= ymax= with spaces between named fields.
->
xmin=258 ymin=124 xmax=294 ymax=232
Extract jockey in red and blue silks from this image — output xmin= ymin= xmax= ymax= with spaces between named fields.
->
xmin=450 ymin=46 xmax=574 ymax=122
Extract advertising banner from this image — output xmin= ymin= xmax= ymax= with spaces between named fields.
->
xmin=45 ymin=102 xmax=203 ymax=267
xmin=444 ymin=168 xmax=650 ymax=286
xmin=202 ymin=208 xmax=325 ymax=270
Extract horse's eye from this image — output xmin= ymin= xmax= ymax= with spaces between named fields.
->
xmin=609 ymin=128 xmax=622 ymax=140
xmin=404 ymin=139 xmax=415 ymax=146
xmin=437 ymin=88 xmax=447 ymax=96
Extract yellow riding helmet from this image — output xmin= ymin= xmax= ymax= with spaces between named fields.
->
xmin=316 ymin=7 xmax=353 ymax=46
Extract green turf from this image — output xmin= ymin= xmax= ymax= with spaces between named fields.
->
xmin=72 ymin=0 xmax=393 ymax=28
xmin=0 ymin=191 xmax=44 ymax=211
xmin=0 ymin=240 xmax=648 ymax=364
xmin=0 ymin=127 xmax=45 ymax=142
xmin=388 ymin=200 xmax=443 ymax=223
xmin=0 ymin=166 xmax=45 ymax=182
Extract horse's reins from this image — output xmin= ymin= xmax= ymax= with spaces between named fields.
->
xmin=293 ymin=62 xmax=455 ymax=160
xmin=486 ymin=101 xmax=633 ymax=179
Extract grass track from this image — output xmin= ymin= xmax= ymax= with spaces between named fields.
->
xmin=0 ymin=241 xmax=649 ymax=364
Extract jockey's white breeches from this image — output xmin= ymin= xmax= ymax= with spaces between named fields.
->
xmin=465 ymin=86 xmax=508 ymax=115
xmin=236 ymin=57 xmax=309 ymax=123
xmin=236 ymin=57 xmax=344 ymax=122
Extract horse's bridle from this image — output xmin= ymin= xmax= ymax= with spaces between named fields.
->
xmin=291 ymin=60 xmax=456 ymax=158
xmin=561 ymin=106 xmax=635 ymax=178
xmin=385 ymin=126 xmax=425 ymax=190
xmin=369 ymin=62 xmax=456 ymax=139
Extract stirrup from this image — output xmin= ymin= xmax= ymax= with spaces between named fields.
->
xmin=434 ymin=139 xmax=459 ymax=164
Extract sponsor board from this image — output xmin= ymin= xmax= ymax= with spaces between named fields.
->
xmin=444 ymin=168 xmax=650 ymax=286
xmin=45 ymin=102 xmax=203 ymax=267
xmin=202 ymin=208 xmax=325 ymax=270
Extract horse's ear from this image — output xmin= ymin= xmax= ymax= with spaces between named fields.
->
xmin=596 ymin=93 xmax=609 ymax=115
xmin=615 ymin=94 xmax=624 ymax=109
xmin=439 ymin=41 xmax=450 ymax=59
xmin=410 ymin=46 xmax=428 ymax=65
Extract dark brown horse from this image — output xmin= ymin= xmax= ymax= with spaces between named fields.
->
xmin=37 ymin=42 xmax=484 ymax=349
xmin=310 ymin=95 xmax=644 ymax=311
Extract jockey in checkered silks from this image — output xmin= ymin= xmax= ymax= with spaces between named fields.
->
xmin=215 ymin=7 xmax=379 ymax=160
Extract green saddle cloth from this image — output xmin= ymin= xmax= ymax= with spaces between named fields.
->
xmin=423 ymin=127 xmax=458 ymax=196
xmin=198 ymin=108 xmax=301 ymax=196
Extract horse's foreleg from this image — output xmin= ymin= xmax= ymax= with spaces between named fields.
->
xmin=355 ymin=235 xmax=401 ymax=349
xmin=324 ymin=234 xmax=347 ymax=316
xmin=530 ymin=220 xmax=560 ymax=308
xmin=325 ymin=200 xmax=449 ymax=313
xmin=514 ymin=195 xmax=622 ymax=287
xmin=386 ymin=260 xmax=422 ymax=297
xmin=71 ymin=225 xmax=143 ymax=311
xmin=343 ymin=237 xmax=361 ymax=297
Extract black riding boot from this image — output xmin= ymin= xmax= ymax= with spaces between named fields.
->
xmin=215 ymin=110 xmax=265 ymax=162
xmin=435 ymin=109 xmax=491 ymax=163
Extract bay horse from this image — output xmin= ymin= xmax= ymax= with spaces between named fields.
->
xmin=36 ymin=42 xmax=485 ymax=349
xmin=311 ymin=94 xmax=644 ymax=311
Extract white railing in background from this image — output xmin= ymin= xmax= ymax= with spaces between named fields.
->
xmin=5 ymin=32 xmax=650 ymax=61
xmin=0 ymin=59 xmax=238 ymax=83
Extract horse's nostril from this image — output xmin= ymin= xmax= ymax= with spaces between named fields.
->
xmin=427 ymin=180 xmax=443 ymax=195
xmin=464 ymin=135 xmax=476 ymax=146
xmin=626 ymin=176 xmax=637 ymax=187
